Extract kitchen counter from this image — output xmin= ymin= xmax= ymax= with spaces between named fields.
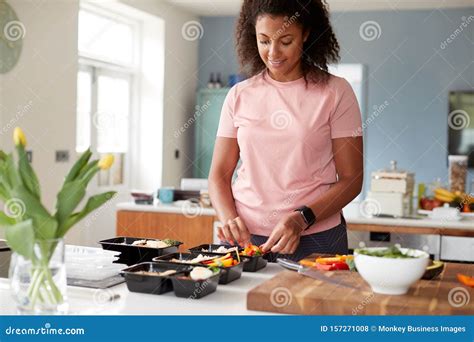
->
xmin=345 ymin=216 xmax=474 ymax=237
xmin=346 ymin=216 xmax=474 ymax=229
xmin=116 ymin=202 xmax=216 ymax=216
xmin=117 ymin=202 xmax=474 ymax=235
xmin=2 ymin=260 xmax=470 ymax=316
xmin=0 ymin=263 xmax=283 ymax=315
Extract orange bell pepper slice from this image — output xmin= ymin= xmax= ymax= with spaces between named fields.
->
xmin=457 ymin=273 xmax=474 ymax=287
xmin=316 ymin=257 xmax=343 ymax=265
xmin=299 ymin=259 xmax=318 ymax=268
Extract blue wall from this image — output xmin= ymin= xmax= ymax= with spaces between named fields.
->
xmin=197 ymin=8 xmax=474 ymax=194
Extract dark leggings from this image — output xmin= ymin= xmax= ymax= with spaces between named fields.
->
xmin=251 ymin=215 xmax=349 ymax=262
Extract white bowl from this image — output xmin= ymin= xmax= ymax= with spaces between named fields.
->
xmin=354 ymin=247 xmax=429 ymax=295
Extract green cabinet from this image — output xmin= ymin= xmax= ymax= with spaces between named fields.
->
xmin=194 ymin=88 xmax=230 ymax=178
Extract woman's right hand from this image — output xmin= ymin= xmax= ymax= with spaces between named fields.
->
xmin=217 ymin=216 xmax=251 ymax=246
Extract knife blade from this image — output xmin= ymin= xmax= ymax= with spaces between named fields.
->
xmin=276 ymin=258 xmax=359 ymax=290
xmin=372 ymin=213 xmax=421 ymax=219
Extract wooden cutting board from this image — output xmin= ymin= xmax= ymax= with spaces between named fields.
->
xmin=247 ymin=255 xmax=474 ymax=315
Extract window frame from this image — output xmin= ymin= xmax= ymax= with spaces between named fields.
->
xmin=77 ymin=3 xmax=142 ymax=190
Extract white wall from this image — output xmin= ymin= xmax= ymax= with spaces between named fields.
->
xmin=0 ymin=0 xmax=199 ymax=245
xmin=0 ymin=0 xmax=80 ymax=241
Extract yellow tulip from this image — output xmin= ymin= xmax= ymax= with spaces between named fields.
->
xmin=13 ymin=127 xmax=27 ymax=146
xmin=98 ymin=154 xmax=114 ymax=170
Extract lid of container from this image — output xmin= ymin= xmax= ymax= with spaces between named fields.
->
xmin=0 ymin=240 xmax=10 ymax=251
xmin=372 ymin=160 xmax=414 ymax=179
xmin=448 ymin=155 xmax=468 ymax=162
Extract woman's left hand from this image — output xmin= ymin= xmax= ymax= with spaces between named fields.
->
xmin=260 ymin=211 xmax=307 ymax=254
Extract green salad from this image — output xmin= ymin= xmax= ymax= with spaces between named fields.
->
xmin=356 ymin=246 xmax=418 ymax=259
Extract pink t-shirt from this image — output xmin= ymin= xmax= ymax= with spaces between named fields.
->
xmin=216 ymin=70 xmax=362 ymax=236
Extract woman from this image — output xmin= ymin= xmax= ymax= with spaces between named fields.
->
xmin=208 ymin=0 xmax=363 ymax=262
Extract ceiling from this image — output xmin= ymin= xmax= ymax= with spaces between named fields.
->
xmin=165 ymin=0 xmax=473 ymax=16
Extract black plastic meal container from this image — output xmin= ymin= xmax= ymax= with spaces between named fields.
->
xmin=153 ymin=252 xmax=245 ymax=285
xmin=171 ymin=269 xmax=220 ymax=299
xmin=120 ymin=262 xmax=191 ymax=295
xmin=99 ymin=237 xmax=182 ymax=266
xmin=0 ymin=240 xmax=11 ymax=278
xmin=188 ymin=244 xmax=267 ymax=272
xmin=188 ymin=243 xmax=242 ymax=254
xmin=241 ymin=255 xmax=267 ymax=272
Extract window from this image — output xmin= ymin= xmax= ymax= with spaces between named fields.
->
xmin=76 ymin=5 xmax=139 ymax=186
xmin=78 ymin=8 xmax=136 ymax=66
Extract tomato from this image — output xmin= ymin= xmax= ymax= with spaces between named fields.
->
xmin=315 ymin=263 xmax=334 ymax=271
xmin=330 ymin=261 xmax=350 ymax=271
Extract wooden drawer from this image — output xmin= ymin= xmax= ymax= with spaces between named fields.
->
xmin=441 ymin=236 xmax=474 ymax=262
xmin=116 ymin=210 xmax=216 ymax=251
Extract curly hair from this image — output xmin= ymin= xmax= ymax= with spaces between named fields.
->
xmin=236 ymin=0 xmax=340 ymax=85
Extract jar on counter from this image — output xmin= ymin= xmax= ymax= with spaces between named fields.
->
xmin=448 ymin=155 xmax=468 ymax=193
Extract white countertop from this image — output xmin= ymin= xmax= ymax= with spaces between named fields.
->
xmin=0 ymin=263 xmax=283 ymax=315
xmin=345 ymin=216 xmax=474 ymax=230
xmin=117 ymin=202 xmax=474 ymax=231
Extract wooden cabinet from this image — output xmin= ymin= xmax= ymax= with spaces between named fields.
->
xmin=116 ymin=210 xmax=216 ymax=251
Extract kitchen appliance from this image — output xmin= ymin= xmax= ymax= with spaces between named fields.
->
xmin=367 ymin=160 xmax=415 ymax=217
xmin=0 ymin=240 xmax=11 ymax=278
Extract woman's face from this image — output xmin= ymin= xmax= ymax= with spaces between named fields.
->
xmin=255 ymin=14 xmax=309 ymax=82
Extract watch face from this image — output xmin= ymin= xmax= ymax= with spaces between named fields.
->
xmin=0 ymin=1 xmax=24 ymax=74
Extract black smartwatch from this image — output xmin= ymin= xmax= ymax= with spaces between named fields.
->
xmin=294 ymin=206 xmax=316 ymax=231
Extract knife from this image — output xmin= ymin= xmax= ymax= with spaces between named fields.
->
xmin=372 ymin=213 xmax=421 ymax=219
xmin=276 ymin=258 xmax=359 ymax=290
